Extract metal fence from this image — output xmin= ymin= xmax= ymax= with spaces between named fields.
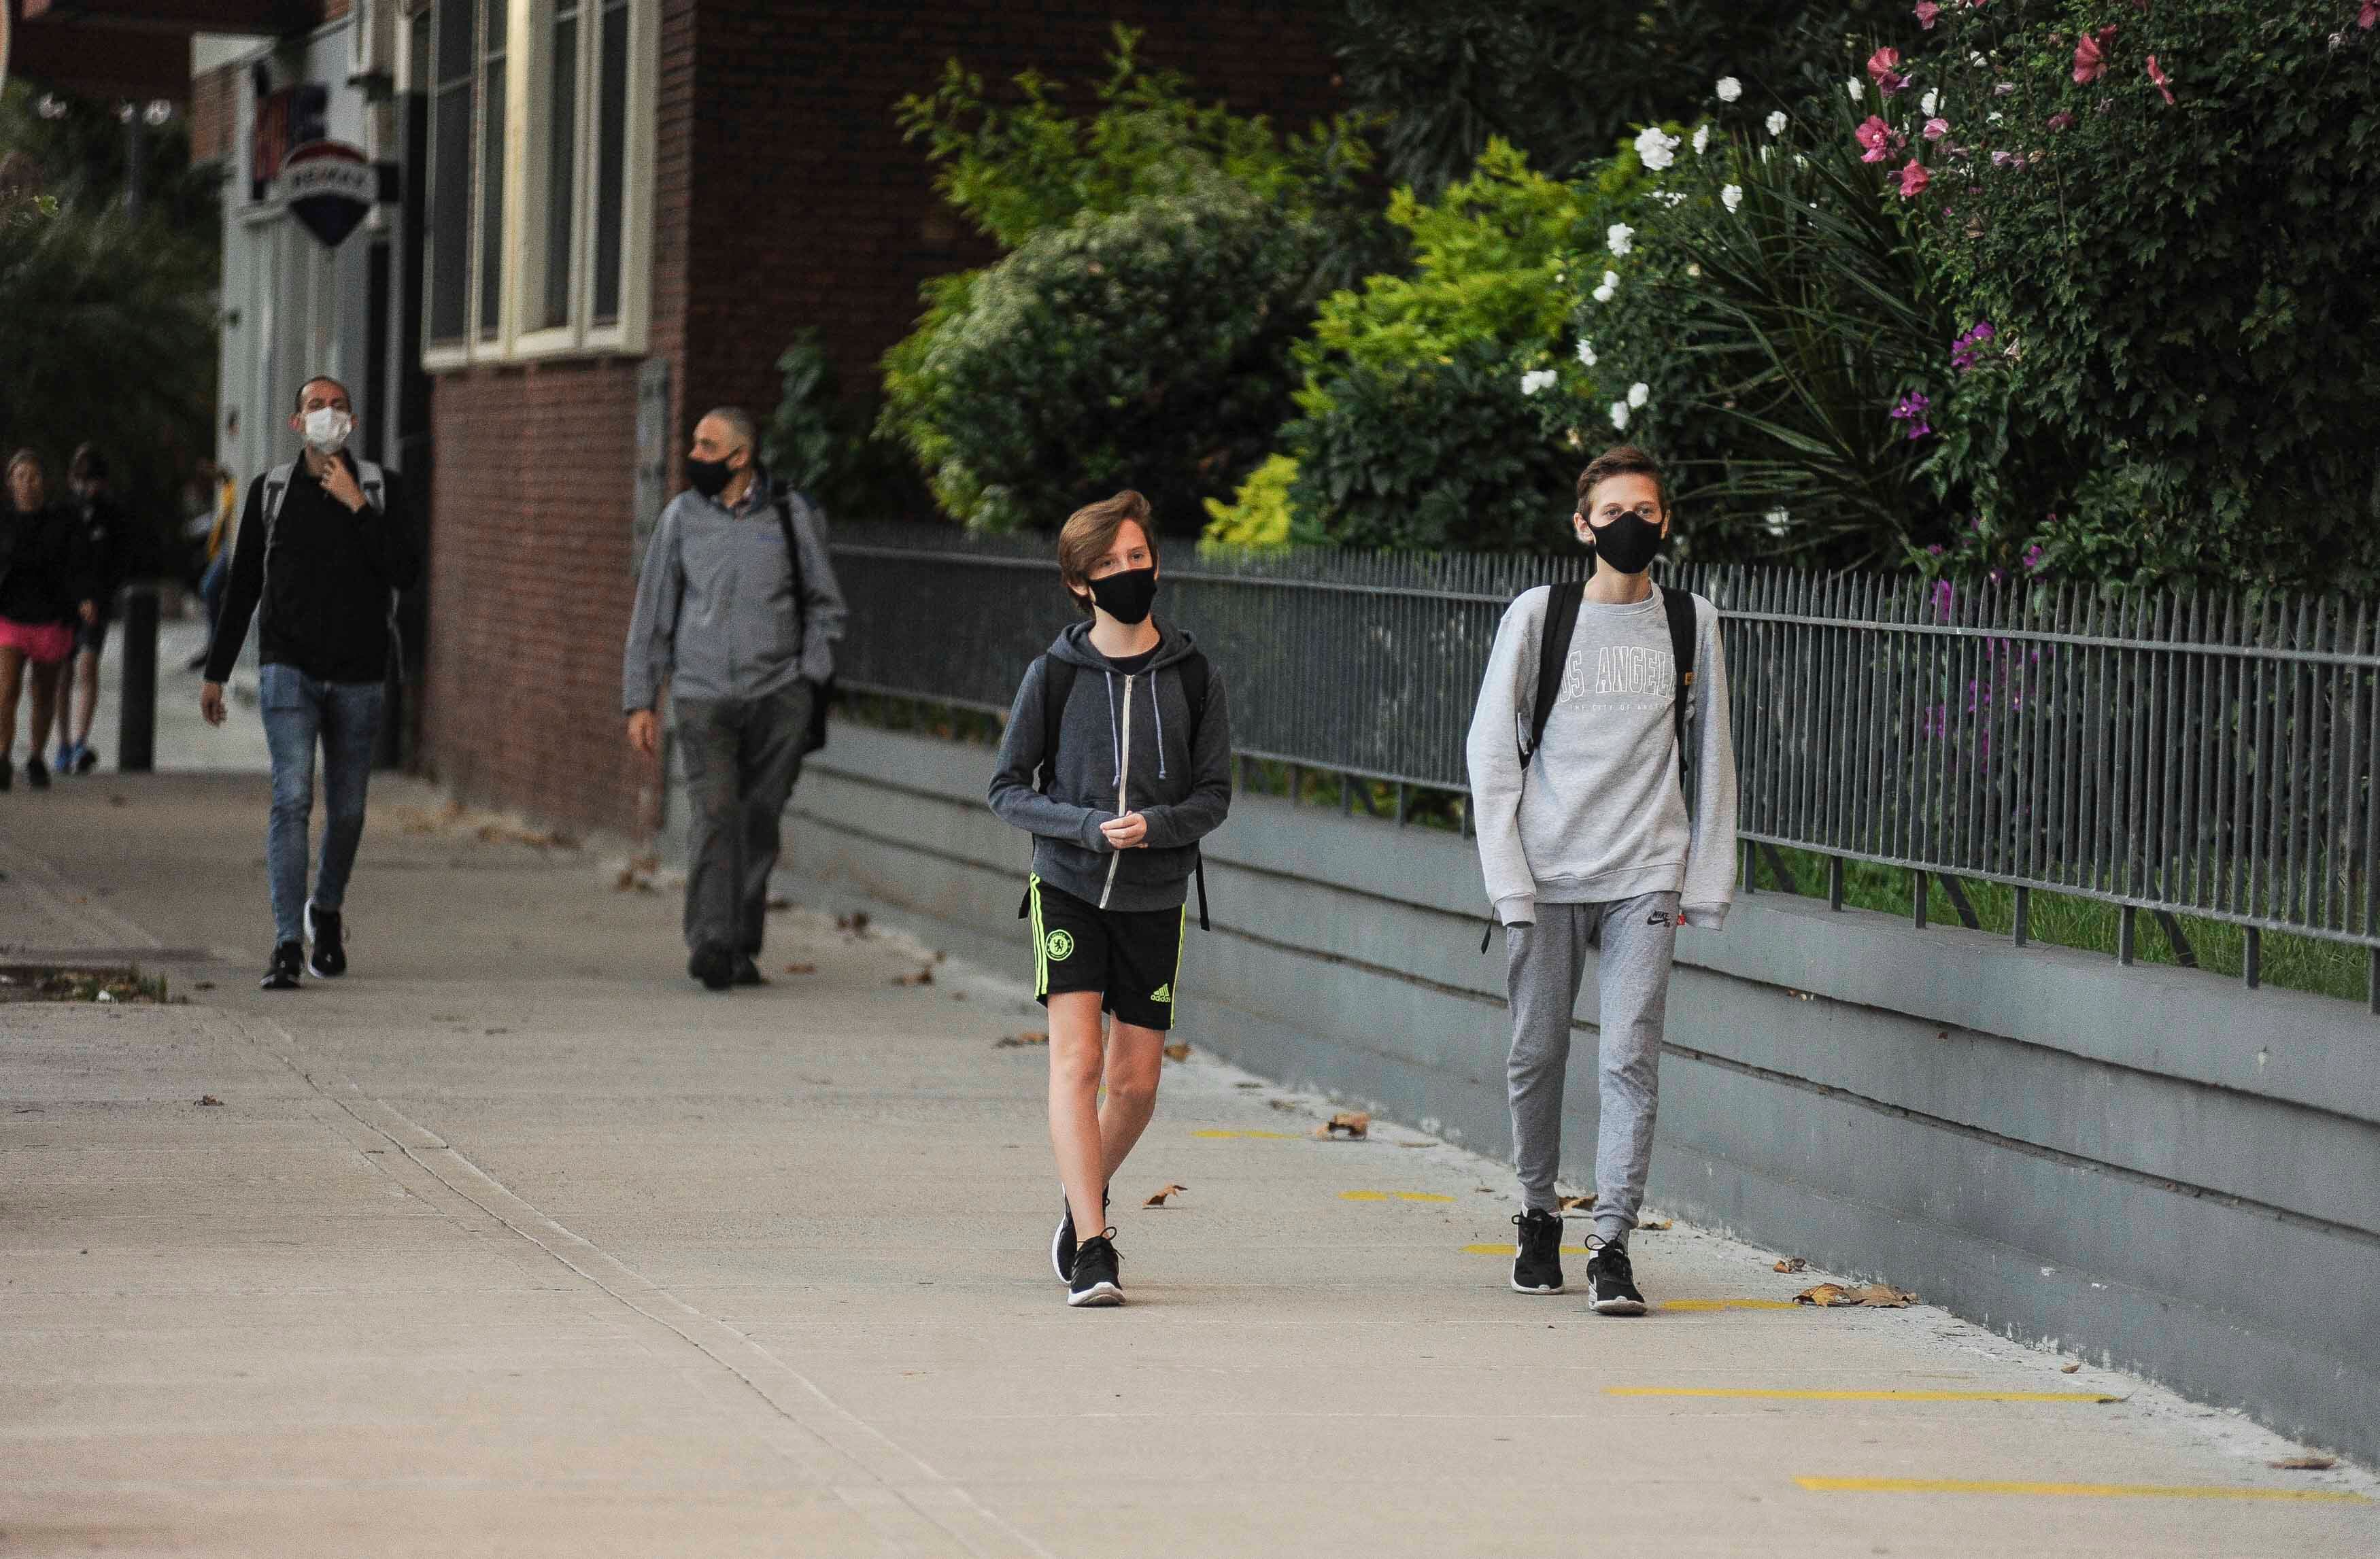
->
xmin=826 ymin=522 xmax=2380 ymax=1002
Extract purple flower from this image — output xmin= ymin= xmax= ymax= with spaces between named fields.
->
xmin=2023 ymin=544 xmax=2045 ymax=572
xmin=1890 ymin=391 xmax=1933 ymax=441
xmin=1932 ymin=579 xmax=1955 ymax=621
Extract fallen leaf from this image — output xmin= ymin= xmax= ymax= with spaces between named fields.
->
xmin=891 ymin=967 xmax=935 ymax=987
xmin=1315 ymin=1111 xmax=1370 ymax=1140
xmin=994 ymin=1031 xmax=1049 ymax=1048
xmin=836 ymin=912 xmax=872 ymax=936
xmin=2060 ymin=1363 xmax=2081 ymax=1374
xmin=1844 ymin=1283 xmax=1918 ymax=1307
xmin=766 ymin=895 xmax=794 ymax=912
xmin=1638 ymin=1218 xmax=1674 ymax=1231
xmin=1775 ymin=1256 xmax=1807 ymax=1273
xmin=1143 ymin=1184 xmax=1188 ymax=1207
xmin=2271 ymin=1455 xmax=2336 ymax=1471
xmin=1162 ymin=1042 xmax=1190 ymax=1062
xmin=196 ymin=1095 xmax=223 ymax=1107
xmin=1558 ymin=1195 xmax=1595 ymax=1213
xmin=1794 ymin=1283 xmax=1852 ymax=1307
xmin=783 ymin=963 xmax=817 ymax=975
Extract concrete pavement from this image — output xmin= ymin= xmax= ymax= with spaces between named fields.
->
xmin=2 ymin=774 xmax=2373 ymax=1557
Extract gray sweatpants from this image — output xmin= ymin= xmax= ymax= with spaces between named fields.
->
xmin=674 ymin=680 xmax=814 ymax=957
xmin=1503 ymin=891 xmax=1678 ymax=1248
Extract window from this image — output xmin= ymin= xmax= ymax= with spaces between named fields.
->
xmin=423 ymin=0 xmax=653 ymax=367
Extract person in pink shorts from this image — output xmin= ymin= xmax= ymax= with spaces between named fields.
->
xmin=0 ymin=450 xmax=96 ymax=791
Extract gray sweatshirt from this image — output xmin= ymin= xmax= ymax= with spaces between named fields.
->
xmin=987 ymin=619 xmax=1234 ymax=912
xmin=1465 ymin=583 xmax=1738 ymax=929
xmin=621 ymin=474 xmax=847 ymax=713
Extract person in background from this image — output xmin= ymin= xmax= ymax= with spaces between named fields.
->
xmin=0 ymin=449 xmax=96 ymax=791
xmin=58 ymin=443 xmax=135 ymax=774
xmin=186 ymin=460 xmax=239 ymax=673
xmin=201 ymin=377 xmax=418 ymax=991
xmin=622 ymin=406 xmax=847 ymax=992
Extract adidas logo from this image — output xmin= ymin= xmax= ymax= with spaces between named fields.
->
xmin=1151 ymin=984 xmax=1173 ymax=1004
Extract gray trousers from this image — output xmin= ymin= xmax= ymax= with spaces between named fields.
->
xmin=674 ymin=680 xmax=814 ymax=957
xmin=1503 ymin=891 xmax=1679 ymax=1248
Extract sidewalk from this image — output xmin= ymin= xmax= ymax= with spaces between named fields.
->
xmin=1 ymin=775 xmax=2372 ymax=1558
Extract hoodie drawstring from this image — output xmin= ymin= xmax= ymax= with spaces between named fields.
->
xmin=1104 ymin=671 xmax=1121 ymax=785
xmin=1153 ymin=672 xmax=1168 ymax=779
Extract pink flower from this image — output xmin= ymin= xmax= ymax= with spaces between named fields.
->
xmin=2363 ymin=1 xmax=2377 ymax=29
xmin=1897 ymin=158 xmax=1932 ymax=198
xmin=2146 ymin=54 xmax=2174 ymax=105
xmin=1924 ymin=116 xmax=1951 ymax=140
xmin=2073 ymin=25 xmax=2115 ymax=84
xmin=1856 ymin=114 xmax=1901 ymax=163
xmin=1866 ymin=46 xmax=1909 ymax=96
xmin=1914 ymin=1 xmax=1941 ymax=28
xmin=2047 ymin=111 xmax=2075 ymax=131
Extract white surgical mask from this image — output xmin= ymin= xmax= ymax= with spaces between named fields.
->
xmin=303 ymin=407 xmax=354 ymax=453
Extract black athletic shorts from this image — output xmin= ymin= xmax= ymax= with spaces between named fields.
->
xmin=1028 ymin=875 xmax=1185 ymax=1032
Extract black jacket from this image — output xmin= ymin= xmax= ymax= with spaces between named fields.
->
xmin=203 ymin=456 xmax=419 ymax=685
xmin=71 ymin=490 xmax=138 ymax=608
xmin=0 ymin=503 xmax=92 ymax=627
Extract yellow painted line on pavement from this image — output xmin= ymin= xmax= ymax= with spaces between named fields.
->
xmin=1613 ymin=1387 xmax=2119 ymax=1403
xmin=1341 ymin=1190 xmax=1388 ymax=1201
xmin=1796 ymin=1477 xmax=2366 ymax=1503
xmin=1398 ymin=1191 xmax=1456 ymax=1202
xmin=1191 ymin=1129 xmax=1241 ymax=1138
xmin=1659 ymin=1299 xmax=1805 ymax=1312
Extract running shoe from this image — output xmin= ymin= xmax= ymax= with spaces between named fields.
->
xmin=1584 ymin=1238 xmax=1648 ymax=1316
xmin=24 ymin=757 xmax=48 ymax=790
xmin=260 ymin=941 xmax=303 ymax=991
xmin=688 ymin=943 xmax=736 ymax=991
xmin=1067 ymin=1231 xmax=1124 ymax=1307
xmin=305 ymin=902 xmax=347 ymax=978
xmin=1511 ymin=1208 xmax=1565 ymax=1294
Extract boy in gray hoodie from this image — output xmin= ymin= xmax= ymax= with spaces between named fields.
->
xmin=989 ymin=490 xmax=1233 ymax=1308
xmin=1464 ymin=445 xmax=1737 ymax=1314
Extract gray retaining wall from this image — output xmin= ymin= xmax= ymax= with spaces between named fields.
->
xmin=762 ymin=726 xmax=2380 ymax=1464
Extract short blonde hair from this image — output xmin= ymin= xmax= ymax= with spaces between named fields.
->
xmin=1056 ymin=490 xmax=1158 ymax=614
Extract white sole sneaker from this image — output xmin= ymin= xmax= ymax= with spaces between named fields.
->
xmin=1589 ymin=1295 xmax=1648 ymax=1316
xmin=1511 ymin=1276 xmax=1565 ymax=1295
xmin=1052 ymin=1209 xmax=1074 ymax=1283
xmin=1066 ymin=1282 xmax=1123 ymax=1307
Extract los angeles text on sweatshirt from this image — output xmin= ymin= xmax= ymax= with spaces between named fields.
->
xmin=1463 ymin=583 xmax=1739 ymax=929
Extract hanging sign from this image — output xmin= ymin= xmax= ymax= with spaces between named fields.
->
xmin=277 ymin=139 xmax=376 ymax=247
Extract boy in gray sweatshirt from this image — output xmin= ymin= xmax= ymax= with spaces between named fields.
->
xmin=1463 ymin=445 xmax=1737 ymax=1314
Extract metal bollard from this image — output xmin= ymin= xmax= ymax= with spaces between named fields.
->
xmin=116 ymin=585 xmax=158 ymax=773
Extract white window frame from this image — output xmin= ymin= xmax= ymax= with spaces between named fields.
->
xmin=421 ymin=0 xmax=654 ymax=371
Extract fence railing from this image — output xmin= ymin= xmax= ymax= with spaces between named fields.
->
xmin=826 ymin=523 xmax=2380 ymax=1006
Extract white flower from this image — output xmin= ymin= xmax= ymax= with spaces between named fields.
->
xmin=1717 ymin=76 xmax=1744 ymax=103
xmin=1721 ymin=183 xmax=1744 ymax=212
xmin=1607 ymin=223 xmax=1635 ymax=256
xmin=1758 ymin=144 xmax=1772 ymax=164
xmin=1921 ymin=88 xmax=1939 ymax=117
xmin=1627 ymin=381 xmax=1650 ymax=409
xmin=1575 ymin=339 xmax=1598 ymax=368
xmin=1793 ymin=154 xmax=1807 ymax=169
xmin=1970 ymin=50 xmax=1988 ymax=67
xmin=1764 ymin=508 xmax=1792 ymax=536
xmin=1634 ymin=126 xmax=1680 ymax=171
xmin=1590 ymin=269 xmax=1620 ymax=304
xmin=1520 ymin=369 xmax=1559 ymax=397
xmin=1988 ymin=110 xmax=2003 ymax=124
xmin=1610 ymin=400 xmax=1632 ymax=431
xmin=1693 ymin=124 xmax=1712 ymax=156
xmin=1849 ymin=77 xmax=1866 ymax=103
xmin=1767 ymin=109 xmax=1789 ymax=136
xmin=1685 ymin=262 xmax=1701 ymax=278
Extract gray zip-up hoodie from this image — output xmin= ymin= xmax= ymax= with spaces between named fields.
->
xmin=621 ymin=473 xmax=847 ymax=712
xmin=987 ymin=619 xmax=1234 ymax=913
xmin=1465 ymin=583 xmax=1738 ymax=929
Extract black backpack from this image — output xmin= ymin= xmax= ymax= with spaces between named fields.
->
xmin=1015 ymin=651 xmax=1214 ymax=930
xmin=769 ymin=492 xmax=834 ymax=755
xmin=1479 ymin=580 xmax=1701 ymax=952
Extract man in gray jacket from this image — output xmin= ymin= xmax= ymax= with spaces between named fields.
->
xmin=624 ymin=406 xmax=847 ymax=991
xmin=1465 ymin=445 xmax=1737 ymax=1315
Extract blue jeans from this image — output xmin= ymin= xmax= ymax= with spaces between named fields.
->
xmin=259 ymin=664 xmax=386 ymax=946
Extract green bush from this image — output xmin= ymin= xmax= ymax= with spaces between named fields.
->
xmin=881 ymin=184 xmax=1328 ymax=536
xmin=1872 ymin=1 xmax=2380 ymax=590
xmin=762 ymin=330 xmax=928 ymax=521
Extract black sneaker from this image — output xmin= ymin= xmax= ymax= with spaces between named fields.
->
xmin=0 ymin=762 xmax=12 ymax=792
xmin=260 ymin=941 xmax=303 ymax=991
xmin=1067 ymin=1231 xmax=1124 ymax=1307
xmin=733 ymin=955 xmax=766 ymax=987
xmin=24 ymin=757 xmax=48 ymax=790
xmin=73 ymin=745 xmax=99 ymax=775
xmin=1052 ymin=1185 xmax=1111 ymax=1282
xmin=1511 ymin=1209 xmax=1565 ymax=1294
xmin=305 ymin=902 xmax=347 ymax=978
xmin=688 ymin=943 xmax=736 ymax=991
xmin=1585 ymin=1238 xmax=1648 ymax=1315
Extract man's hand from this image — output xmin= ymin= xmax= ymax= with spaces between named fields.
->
xmin=626 ymin=709 xmax=659 ymax=757
xmin=77 ymin=600 xmax=96 ymax=625
xmin=321 ymin=459 xmax=368 ymax=513
xmin=200 ymin=681 xmax=226 ymax=727
xmin=1100 ymin=812 xmax=1149 ymax=851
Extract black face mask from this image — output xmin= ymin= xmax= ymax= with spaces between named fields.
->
xmin=685 ymin=456 xmax=736 ymax=499
xmin=1086 ymin=567 xmax=1159 ymax=625
xmin=1587 ymin=511 xmax=1665 ymax=574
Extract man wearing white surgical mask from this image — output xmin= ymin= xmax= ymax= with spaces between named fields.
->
xmin=201 ymin=376 xmax=420 ymax=991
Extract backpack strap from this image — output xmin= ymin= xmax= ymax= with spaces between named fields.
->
xmin=1523 ymin=580 xmax=1586 ymax=766
xmin=1661 ymin=584 xmax=1699 ymax=807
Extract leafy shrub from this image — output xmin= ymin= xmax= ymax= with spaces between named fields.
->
xmin=881 ymin=184 xmax=1328 ymax=536
xmin=762 ymin=330 xmax=928 ymax=521
xmin=1860 ymin=1 xmax=2380 ymax=590
xmin=1202 ymin=453 xmax=1299 ymax=548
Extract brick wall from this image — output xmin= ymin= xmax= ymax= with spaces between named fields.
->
xmin=422 ymin=0 xmax=1343 ymax=835
xmin=187 ymin=62 xmax=244 ymax=169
